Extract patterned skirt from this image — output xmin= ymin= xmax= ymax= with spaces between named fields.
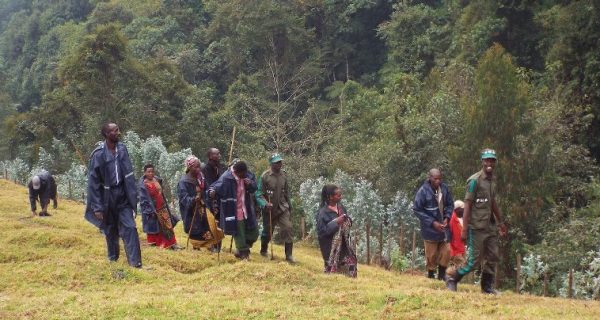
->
xmin=326 ymin=220 xmax=358 ymax=278
xmin=147 ymin=207 xmax=177 ymax=248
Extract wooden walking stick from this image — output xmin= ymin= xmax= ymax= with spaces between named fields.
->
xmin=212 ymin=197 xmax=221 ymax=262
xmin=228 ymin=126 xmax=237 ymax=165
xmin=267 ymin=190 xmax=274 ymax=260
xmin=227 ymin=126 xmax=237 ymax=254
xmin=186 ymin=198 xmax=200 ymax=250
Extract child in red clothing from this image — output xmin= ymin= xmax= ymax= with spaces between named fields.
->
xmin=447 ymin=200 xmax=466 ymax=278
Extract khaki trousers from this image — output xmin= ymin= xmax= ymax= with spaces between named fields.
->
xmin=424 ymin=240 xmax=450 ymax=271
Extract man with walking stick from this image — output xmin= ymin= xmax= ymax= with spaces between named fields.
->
xmin=209 ymin=160 xmax=259 ymax=260
xmin=256 ymin=153 xmax=295 ymax=263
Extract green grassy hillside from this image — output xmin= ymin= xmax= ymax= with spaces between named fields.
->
xmin=0 ymin=179 xmax=598 ymax=319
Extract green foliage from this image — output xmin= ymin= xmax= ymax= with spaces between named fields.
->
xmin=519 ymin=254 xmax=548 ymax=295
xmin=379 ymin=3 xmax=451 ymax=76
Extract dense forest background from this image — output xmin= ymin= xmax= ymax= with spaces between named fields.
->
xmin=1 ymin=0 xmax=600 ymax=297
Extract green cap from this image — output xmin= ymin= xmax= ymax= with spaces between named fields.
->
xmin=481 ymin=148 xmax=497 ymax=160
xmin=269 ymin=153 xmax=283 ymax=164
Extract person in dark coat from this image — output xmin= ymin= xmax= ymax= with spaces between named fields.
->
xmin=139 ymin=163 xmax=181 ymax=250
xmin=28 ymin=170 xmax=58 ymax=216
xmin=316 ymin=184 xmax=357 ymax=277
xmin=202 ymin=148 xmax=227 ymax=190
xmin=201 ymin=148 xmax=227 ymax=253
xmin=84 ymin=122 xmax=142 ymax=268
xmin=413 ymin=168 xmax=454 ymax=280
xmin=208 ymin=160 xmax=258 ymax=259
xmin=178 ymin=155 xmax=223 ymax=250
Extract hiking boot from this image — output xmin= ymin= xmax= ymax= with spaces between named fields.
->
xmin=260 ymin=240 xmax=269 ymax=257
xmin=481 ymin=272 xmax=498 ymax=295
xmin=437 ymin=266 xmax=447 ymax=281
xmin=285 ymin=242 xmax=296 ymax=263
xmin=446 ymin=274 xmax=463 ymax=292
xmin=427 ymin=270 xmax=436 ymax=279
xmin=234 ymin=249 xmax=250 ymax=260
xmin=39 ymin=212 xmax=51 ymax=217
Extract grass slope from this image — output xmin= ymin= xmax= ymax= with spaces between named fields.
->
xmin=0 ymin=179 xmax=598 ymax=319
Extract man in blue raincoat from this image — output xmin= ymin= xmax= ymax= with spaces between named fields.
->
xmin=84 ymin=123 xmax=142 ymax=268
xmin=208 ymin=160 xmax=259 ymax=259
xmin=413 ymin=168 xmax=454 ymax=280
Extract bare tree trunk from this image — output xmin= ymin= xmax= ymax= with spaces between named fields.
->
xmin=411 ymin=230 xmax=416 ymax=270
xmin=399 ymin=224 xmax=405 ymax=256
xmin=568 ymin=269 xmax=574 ymax=298
xmin=516 ymin=254 xmax=521 ymax=294
xmin=300 ymin=216 xmax=305 ymax=240
xmin=543 ymin=272 xmax=548 ymax=297
xmin=378 ymin=223 xmax=384 ymax=265
xmin=366 ymin=222 xmax=371 ymax=265
xmin=345 ymin=55 xmax=349 ymax=81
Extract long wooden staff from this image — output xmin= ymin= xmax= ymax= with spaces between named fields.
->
xmin=227 ymin=126 xmax=237 ymax=253
xmin=186 ymin=197 xmax=200 ymax=250
xmin=212 ymin=197 xmax=221 ymax=262
xmin=267 ymin=190 xmax=274 ymax=260
xmin=228 ymin=126 xmax=237 ymax=165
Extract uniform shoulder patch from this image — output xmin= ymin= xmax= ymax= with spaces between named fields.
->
xmin=467 ymin=179 xmax=477 ymax=193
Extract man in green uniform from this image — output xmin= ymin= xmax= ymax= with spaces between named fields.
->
xmin=256 ymin=153 xmax=295 ymax=263
xmin=446 ymin=148 xmax=508 ymax=294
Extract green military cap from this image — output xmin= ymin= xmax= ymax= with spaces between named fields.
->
xmin=481 ymin=148 xmax=497 ymax=160
xmin=269 ymin=153 xmax=283 ymax=164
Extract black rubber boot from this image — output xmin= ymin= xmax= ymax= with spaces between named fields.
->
xmin=260 ymin=240 xmax=269 ymax=257
xmin=481 ymin=272 xmax=498 ymax=295
xmin=427 ymin=270 xmax=436 ymax=279
xmin=446 ymin=273 xmax=463 ymax=292
xmin=437 ymin=266 xmax=447 ymax=281
xmin=235 ymin=249 xmax=250 ymax=260
xmin=285 ymin=242 xmax=295 ymax=263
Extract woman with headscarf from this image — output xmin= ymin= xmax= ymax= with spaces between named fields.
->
xmin=139 ymin=163 xmax=181 ymax=249
xmin=178 ymin=155 xmax=223 ymax=250
xmin=315 ymin=184 xmax=357 ymax=277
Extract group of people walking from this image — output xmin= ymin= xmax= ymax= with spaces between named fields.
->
xmin=77 ymin=122 xmax=357 ymax=276
xmin=28 ymin=121 xmax=506 ymax=286
xmin=412 ymin=149 xmax=509 ymax=294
